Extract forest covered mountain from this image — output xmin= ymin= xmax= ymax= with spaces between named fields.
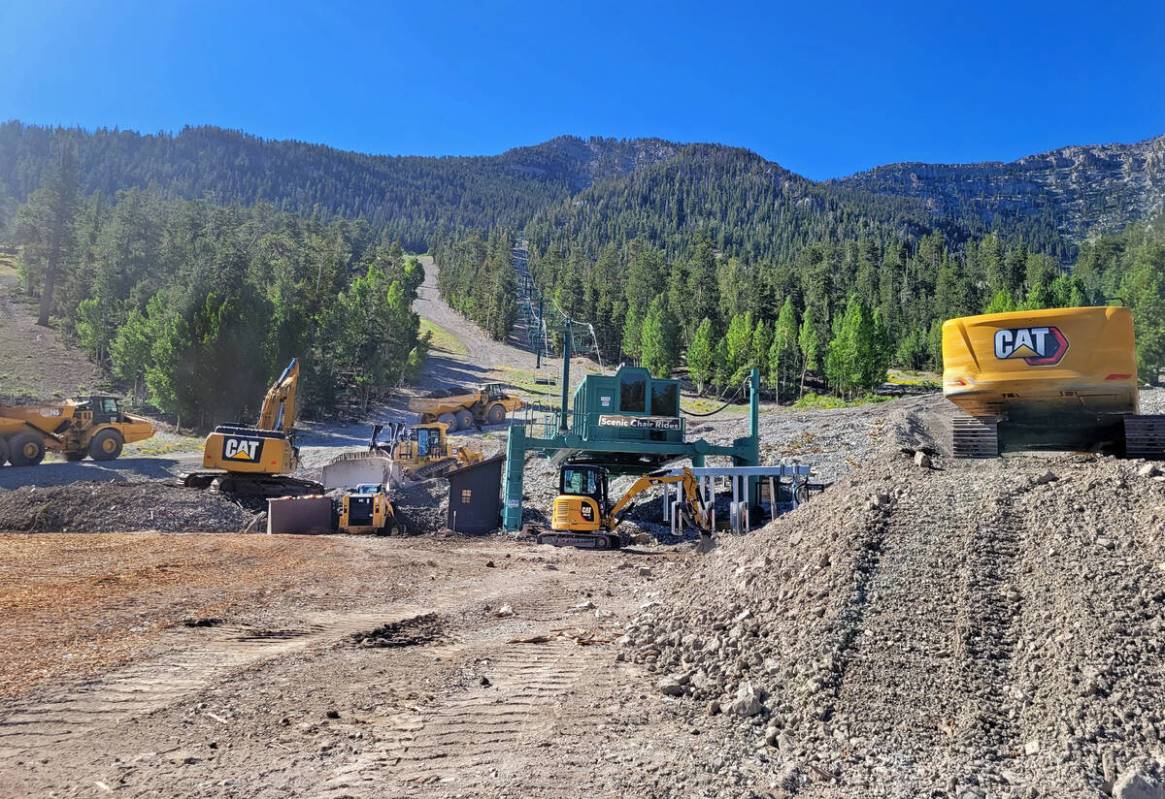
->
xmin=1 ymin=121 xmax=1161 ymax=261
xmin=834 ymin=134 xmax=1165 ymax=242
xmin=0 ymin=123 xmax=677 ymax=251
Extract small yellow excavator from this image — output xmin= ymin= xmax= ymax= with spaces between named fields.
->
xmin=537 ymin=464 xmax=713 ymax=550
xmin=180 ymin=358 xmax=323 ymax=498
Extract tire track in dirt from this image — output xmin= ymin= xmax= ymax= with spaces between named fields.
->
xmin=826 ymin=468 xmax=1025 ymax=789
xmin=0 ymin=564 xmax=575 ymax=767
xmin=0 ymin=611 xmax=430 ymax=761
xmin=314 ymin=592 xmax=617 ymax=798
xmin=951 ymin=486 xmax=1024 ymax=759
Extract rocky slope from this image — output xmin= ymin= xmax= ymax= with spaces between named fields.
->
xmin=621 ymin=399 xmax=1165 ymax=797
xmin=835 ymin=134 xmax=1165 ymax=239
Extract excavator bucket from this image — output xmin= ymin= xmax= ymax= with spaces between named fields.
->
xmin=695 ymin=532 xmax=718 ymax=554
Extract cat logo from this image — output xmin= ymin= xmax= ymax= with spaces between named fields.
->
xmin=223 ymin=436 xmax=264 ymax=462
xmin=994 ymin=326 xmax=1069 ymax=366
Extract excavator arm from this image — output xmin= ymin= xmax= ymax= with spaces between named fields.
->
xmin=256 ymin=358 xmax=300 ymax=433
xmin=602 ymin=468 xmax=712 ymax=534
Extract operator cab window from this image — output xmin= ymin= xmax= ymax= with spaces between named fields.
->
xmin=651 ymin=382 xmax=678 ymax=417
xmin=417 ymin=429 xmax=435 ymax=457
xmin=102 ymin=398 xmax=119 ymax=414
xmin=562 ymin=467 xmax=599 ymax=497
xmin=620 ymin=375 xmax=646 ymax=412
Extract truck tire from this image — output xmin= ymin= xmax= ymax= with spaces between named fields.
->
xmin=89 ymin=429 xmax=124 ymax=461
xmin=486 ymin=402 xmax=506 ymax=424
xmin=9 ymin=432 xmax=46 ymax=466
xmin=455 ymin=409 xmax=475 ymax=431
xmin=0 ymin=437 xmax=8 ymax=466
xmin=437 ymin=412 xmax=458 ymax=431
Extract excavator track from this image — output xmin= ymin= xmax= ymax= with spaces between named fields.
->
xmin=1124 ymin=415 xmax=1165 ymax=459
xmin=951 ymin=414 xmax=1000 ymax=459
xmin=534 ymin=530 xmax=621 ymax=550
xmin=180 ymin=472 xmax=324 ymax=499
xmin=404 ymin=457 xmax=461 ymax=481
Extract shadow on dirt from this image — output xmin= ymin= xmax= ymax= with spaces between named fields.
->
xmin=0 ymin=457 xmax=182 ymax=490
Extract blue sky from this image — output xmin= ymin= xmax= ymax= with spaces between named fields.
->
xmin=1 ymin=1 xmax=1162 ymax=179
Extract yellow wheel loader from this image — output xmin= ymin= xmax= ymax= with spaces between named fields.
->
xmin=180 ymin=358 xmax=324 ymax=498
xmin=0 ymin=396 xmax=155 ymax=467
xmin=943 ymin=305 xmax=1164 ymax=457
xmin=408 ymin=383 xmax=524 ymax=431
xmin=536 ymin=464 xmax=713 ymax=550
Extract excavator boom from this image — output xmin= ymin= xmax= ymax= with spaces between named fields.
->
xmin=181 ymin=357 xmax=321 ymax=500
xmin=256 ymin=358 xmax=300 ymax=433
xmin=603 ymin=469 xmax=711 ymax=533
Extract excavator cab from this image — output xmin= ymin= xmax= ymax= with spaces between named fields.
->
xmin=553 ymin=464 xmax=610 ymax=533
xmin=545 ymin=464 xmax=621 ymax=549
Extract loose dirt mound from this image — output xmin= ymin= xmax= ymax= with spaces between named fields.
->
xmin=0 ymin=482 xmax=254 ymax=532
xmin=624 ymin=423 xmax=1165 ymax=795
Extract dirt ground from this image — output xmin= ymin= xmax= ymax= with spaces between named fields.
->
xmin=0 ymin=533 xmax=701 ymax=798
xmin=0 ymin=261 xmax=105 ymax=400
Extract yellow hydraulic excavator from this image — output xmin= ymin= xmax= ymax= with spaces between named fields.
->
xmin=943 ymin=306 xmax=1165 ymax=457
xmin=536 ymin=464 xmax=713 ymax=550
xmin=180 ymin=358 xmax=323 ymax=498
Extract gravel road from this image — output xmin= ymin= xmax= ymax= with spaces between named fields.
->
xmin=413 ymin=255 xmax=542 ymax=390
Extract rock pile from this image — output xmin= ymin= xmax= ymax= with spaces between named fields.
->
xmin=0 ymin=482 xmax=254 ymax=532
xmin=621 ymin=447 xmax=1165 ymax=797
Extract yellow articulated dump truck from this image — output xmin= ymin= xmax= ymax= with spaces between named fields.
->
xmin=408 ymin=383 xmax=524 ymax=432
xmin=0 ymin=396 xmax=155 ymax=466
xmin=943 ymin=305 xmax=1164 ymax=458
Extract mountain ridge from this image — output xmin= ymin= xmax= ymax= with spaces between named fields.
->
xmin=1 ymin=121 xmax=1161 ymax=257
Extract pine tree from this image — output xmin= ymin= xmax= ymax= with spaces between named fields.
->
xmin=687 ymin=317 xmax=715 ymax=395
xmin=773 ymin=296 xmax=799 ymax=400
xmin=1120 ymin=241 xmax=1165 ymax=384
xmin=797 ymin=307 xmax=821 ymax=397
xmin=751 ymin=319 xmax=772 ymax=391
xmin=722 ymin=311 xmax=755 ymax=388
xmin=14 ymin=145 xmax=79 ymax=325
xmin=640 ymin=297 xmax=680 ymax=378
xmin=684 ymin=236 xmax=720 ymax=338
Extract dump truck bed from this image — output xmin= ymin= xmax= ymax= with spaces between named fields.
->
xmin=407 ymin=393 xmax=484 ymax=416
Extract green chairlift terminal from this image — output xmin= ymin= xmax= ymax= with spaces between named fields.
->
xmin=502 ymin=321 xmax=760 ymax=531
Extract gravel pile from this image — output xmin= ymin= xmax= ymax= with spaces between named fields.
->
xmin=0 ymin=482 xmax=254 ymax=532
xmin=621 ymin=410 xmax=1165 ymax=797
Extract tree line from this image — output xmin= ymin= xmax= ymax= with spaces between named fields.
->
xmin=430 ymin=229 xmax=518 ymax=341
xmin=504 ymin=222 xmax=1165 ymax=396
xmin=0 ymin=122 xmax=585 ymax=253
xmin=10 ymin=148 xmax=429 ymax=427
xmin=523 ymin=144 xmax=1075 ymax=269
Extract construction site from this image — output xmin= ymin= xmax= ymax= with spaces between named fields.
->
xmin=3 ymin=251 xmax=1165 ymax=799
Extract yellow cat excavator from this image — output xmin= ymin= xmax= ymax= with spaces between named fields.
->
xmin=943 ymin=306 xmax=1165 ymax=457
xmin=180 ymin=358 xmax=323 ymax=498
xmin=536 ymin=464 xmax=713 ymax=551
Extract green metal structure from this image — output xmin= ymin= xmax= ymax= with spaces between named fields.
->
xmin=502 ymin=331 xmax=761 ymax=530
